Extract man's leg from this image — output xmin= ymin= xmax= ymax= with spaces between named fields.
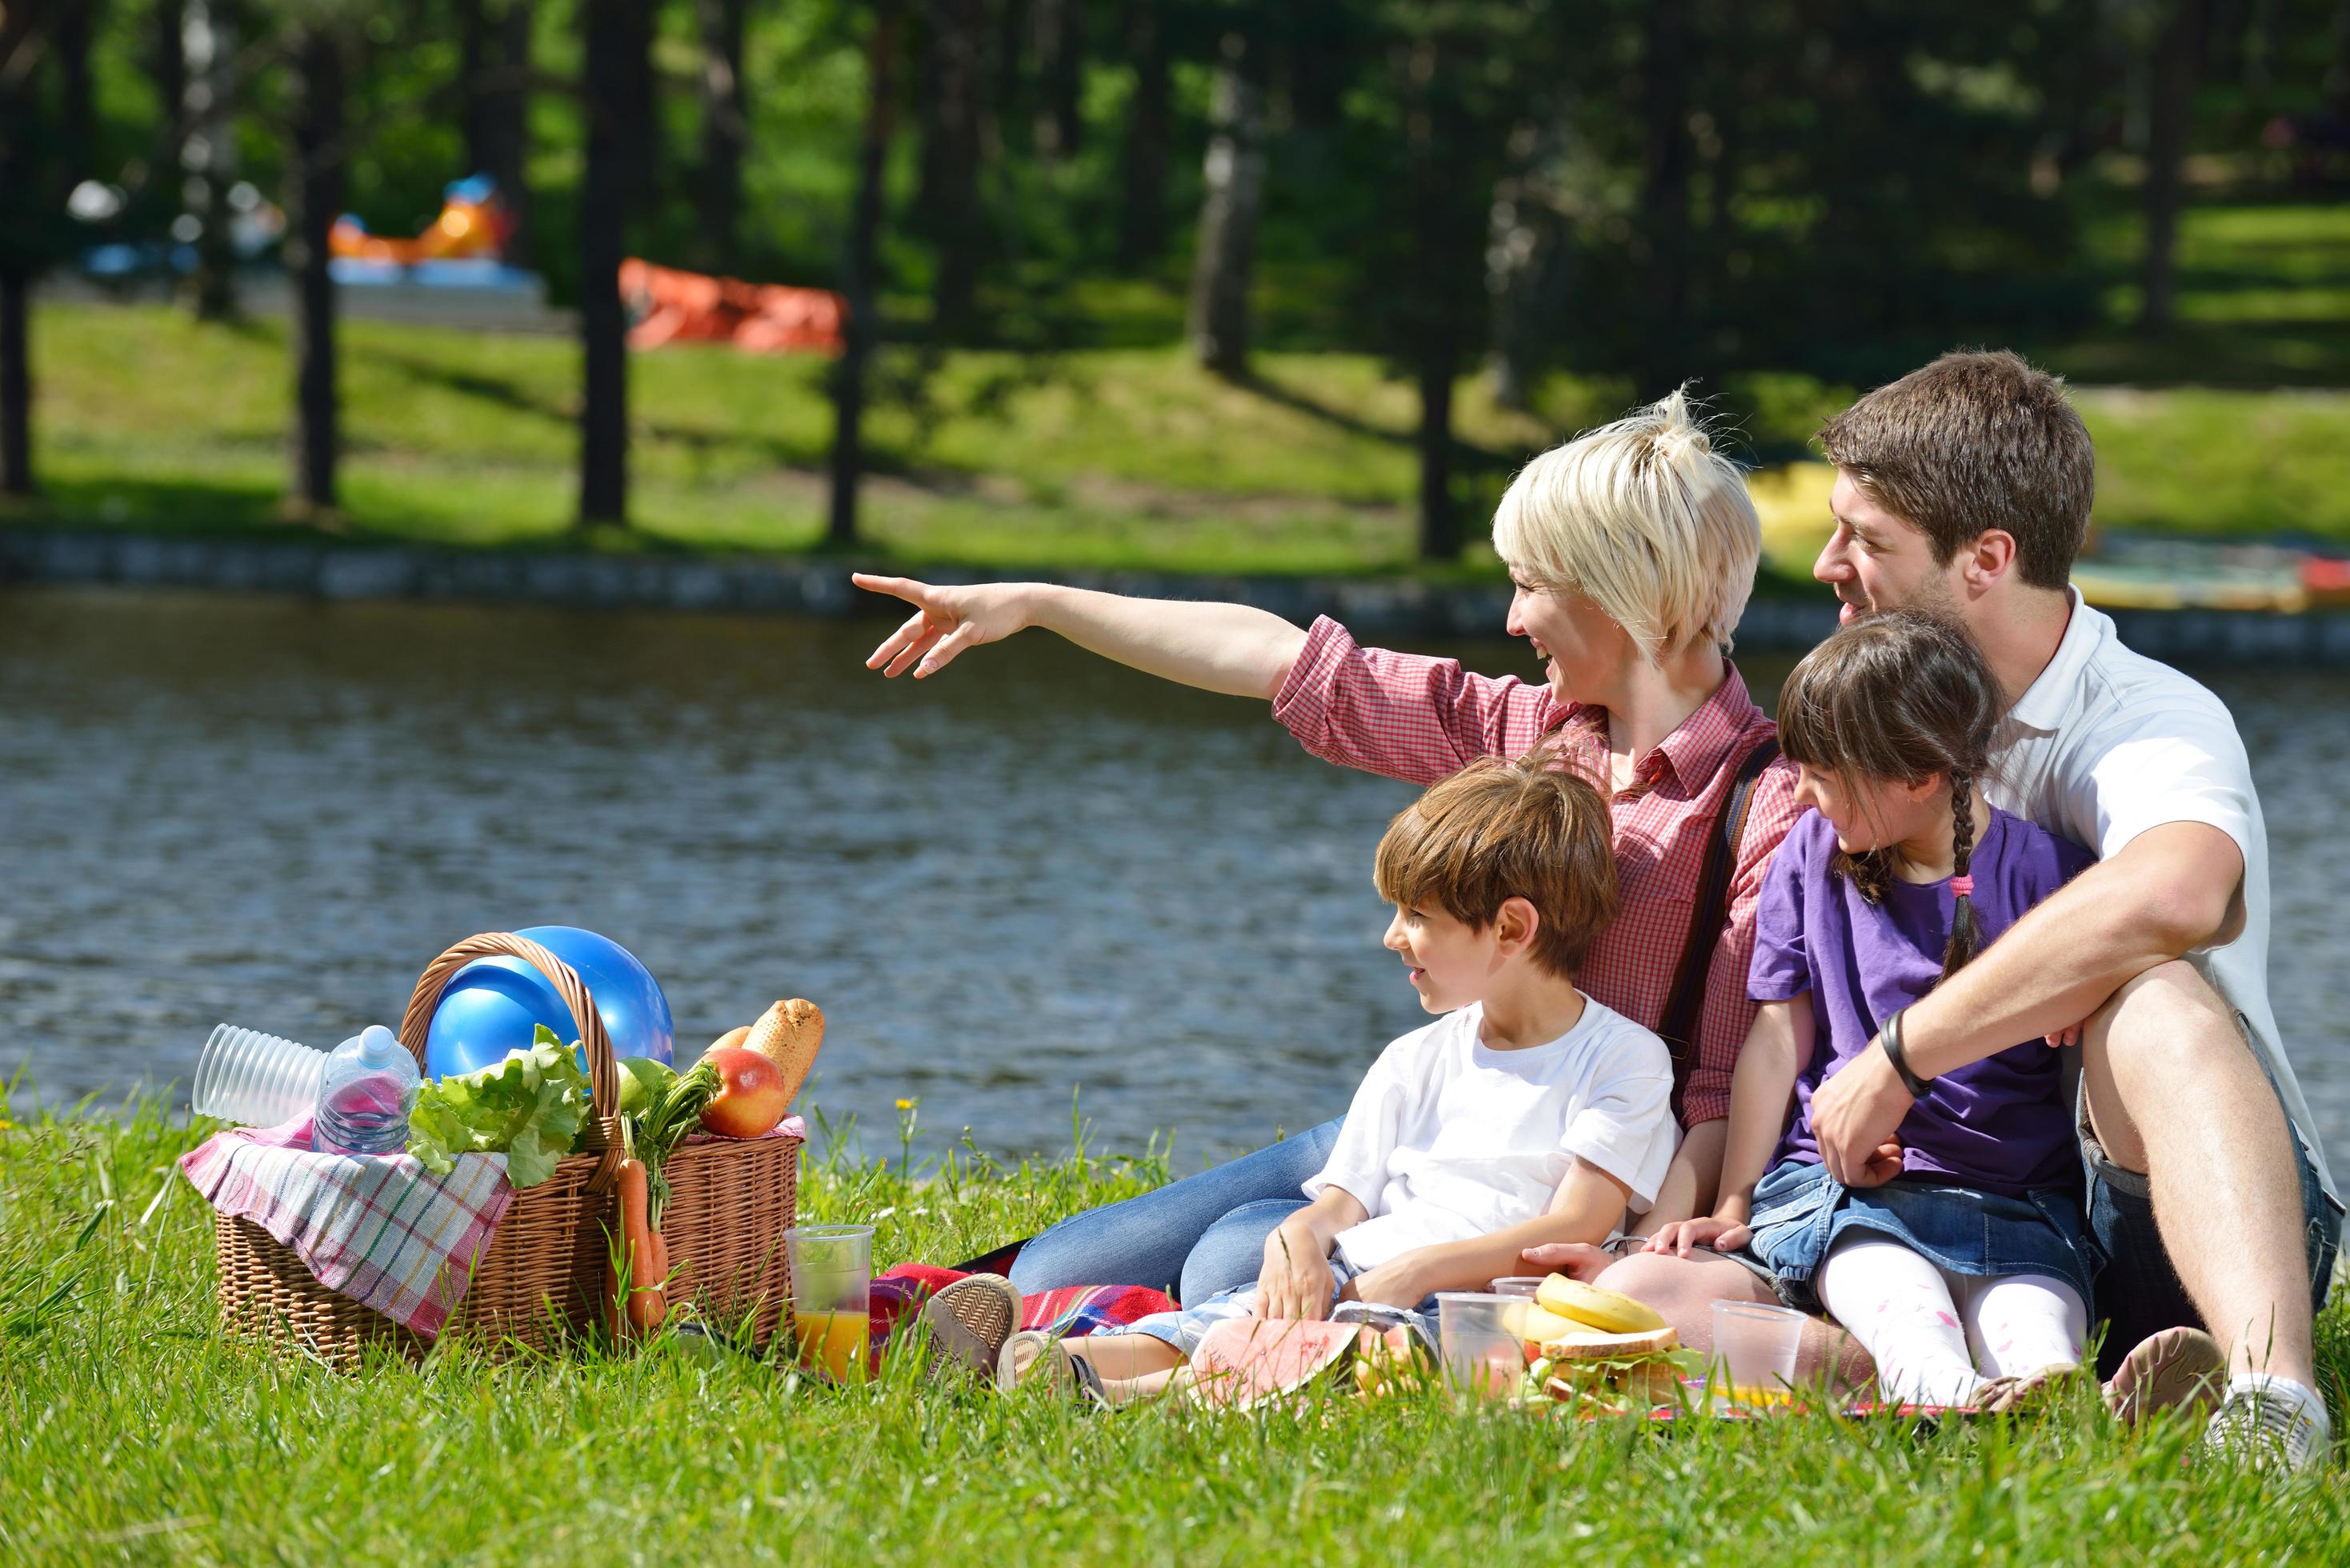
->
xmin=1595 ymin=1250 xmax=1873 ymax=1394
xmin=2081 ymin=961 xmax=2318 ymax=1386
xmin=1007 ymin=1118 xmax=1343 ymax=1294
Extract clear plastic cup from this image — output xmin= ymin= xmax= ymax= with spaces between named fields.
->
xmin=1489 ymin=1277 xmax=1547 ymax=1298
xmin=190 ymin=1023 xmax=328 ymax=1128
xmin=784 ymin=1224 xmax=875 ymax=1384
xmin=1708 ymin=1299 xmax=1808 ymax=1411
xmin=1436 ymin=1291 xmax=1527 ymax=1399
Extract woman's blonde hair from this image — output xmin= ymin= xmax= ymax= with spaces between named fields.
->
xmin=1490 ymin=389 xmax=1761 ymax=665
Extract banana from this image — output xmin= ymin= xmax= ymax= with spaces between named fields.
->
xmin=1535 ymin=1275 xmax=1669 ymax=1335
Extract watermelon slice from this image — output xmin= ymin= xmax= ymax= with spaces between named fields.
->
xmin=1187 ymin=1318 xmax=1368 ymax=1410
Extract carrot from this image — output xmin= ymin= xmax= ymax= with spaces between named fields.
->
xmin=610 ymin=1157 xmax=666 ymax=1338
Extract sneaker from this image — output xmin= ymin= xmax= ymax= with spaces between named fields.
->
xmin=995 ymin=1330 xmax=1108 ymax=1405
xmin=2104 ymin=1326 xmax=2224 ymax=1423
xmin=2204 ymin=1376 xmax=2333 ymax=1470
xmin=915 ymin=1273 xmax=1022 ymax=1379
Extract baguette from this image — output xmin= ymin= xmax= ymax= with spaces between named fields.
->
xmin=742 ymin=998 xmax=824 ymax=1111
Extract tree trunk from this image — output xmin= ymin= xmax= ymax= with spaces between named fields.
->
xmin=991 ymin=0 xmax=1025 ymax=156
xmin=1031 ymin=0 xmax=1082 ymax=158
xmin=1636 ymin=0 xmax=1693 ymax=398
xmin=181 ymin=0 xmax=242 ymax=321
xmin=0 ymin=270 xmax=28 ymax=498
xmin=1186 ymin=32 xmax=1264 ymax=378
xmin=2327 ymin=0 xmax=2350 ymax=119
xmin=1115 ymin=0 xmax=1170 ymax=268
xmin=829 ymin=0 xmax=903 ymax=549
xmin=697 ymin=0 xmax=748 ymax=269
xmin=151 ymin=0 xmax=188 ymax=151
xmin=919 ymin=0 xmax=983 ymax=333
xmin=1404 ymin=38 xmax=1473 ymax=562
xmin=287 ymin=25 xmax=343 ymax=517
xmin=2140 ymin=0 xmax=2207 ymax=332
xmin=578 ymin=0 xmax=642 ymax=527
xmin=459 ymin=0 xmax=534 ymax=267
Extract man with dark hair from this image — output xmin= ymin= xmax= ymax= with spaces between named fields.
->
xmin=1593 ymin=349 xmax=2338 ymax=1467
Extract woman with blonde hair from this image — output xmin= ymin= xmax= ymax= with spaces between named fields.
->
xmin=854 ymin=390 xmax=1800 ymax=1304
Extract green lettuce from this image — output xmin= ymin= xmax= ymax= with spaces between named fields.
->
xmin=406 ymin=1026 xmax=592 ymax=1189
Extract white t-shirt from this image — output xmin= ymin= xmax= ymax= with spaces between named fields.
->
xmin=1303 ymin=997 xmax=1679 ymax=1270
xmin=1988 ymin=590 xmax=2334 ymax=1200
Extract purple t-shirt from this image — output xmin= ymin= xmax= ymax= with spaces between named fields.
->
xmin=1750 ymin=806 xmax=2095 ymax=1195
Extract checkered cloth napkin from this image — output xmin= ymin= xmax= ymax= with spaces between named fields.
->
xmin=179 ymin=1117 xmax=514 ymax=1338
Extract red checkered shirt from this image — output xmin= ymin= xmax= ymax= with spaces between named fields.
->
xmin=1271 ymin=617 xmax=1801 ymax=1126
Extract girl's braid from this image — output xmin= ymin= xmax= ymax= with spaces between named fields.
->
xmin=1940 ymin=774 xmax=1981 ymax=979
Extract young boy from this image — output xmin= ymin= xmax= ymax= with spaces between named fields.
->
xmin=1005 ymin=752 xmax=1679 ymax=1402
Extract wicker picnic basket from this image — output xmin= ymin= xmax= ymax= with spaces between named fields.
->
xmin=214 ymin=931 xmax=802 ymax=1366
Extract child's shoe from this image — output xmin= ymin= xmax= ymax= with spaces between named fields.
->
xmin=915 ymin=1273 xmax=1022 ymax=1381
xmin=2103 ymin=1326 xmax=2224 ymax=1423
xmin=996 ymin=1329 xmax=1109 ymax=1405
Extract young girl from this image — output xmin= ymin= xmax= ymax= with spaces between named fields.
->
xmin=1647 ymin=610 xmax=2096 ymax=1410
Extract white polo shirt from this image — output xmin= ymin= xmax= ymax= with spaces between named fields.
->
xmin=1986 ymin=590 xmax=2334 ymax=1200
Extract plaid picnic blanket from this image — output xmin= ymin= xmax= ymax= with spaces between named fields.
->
xmin=862 ymin=1263 xmax=1179 ymax=1372
xmin=179 ymin=1117 xmax=512 ymax=1338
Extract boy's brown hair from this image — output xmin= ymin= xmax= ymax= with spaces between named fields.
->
xmin=1816 ymin=349 xmax=2094 ymax=589
xmin=1372 ymin=750 xmax=1618 ymax=979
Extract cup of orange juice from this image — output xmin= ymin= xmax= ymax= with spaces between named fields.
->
xmin=783 ymin=1224 xmax=875 ymax=1384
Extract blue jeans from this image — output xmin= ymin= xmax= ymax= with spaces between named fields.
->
xmin=1007 ymin=1118 xmax=1344 ymax=1306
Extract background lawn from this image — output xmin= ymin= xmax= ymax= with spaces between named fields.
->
xmin=15 ymin=198 xmax=2350 ymax=579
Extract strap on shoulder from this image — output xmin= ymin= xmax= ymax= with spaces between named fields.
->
xmin=1656 ymin=736 xmax=1780 ymax=1123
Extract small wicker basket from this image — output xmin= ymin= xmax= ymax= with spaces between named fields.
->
xmin=213 ymin=931 xmax=801 ymax=1366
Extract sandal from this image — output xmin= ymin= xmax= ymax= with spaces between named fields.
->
xmin=915 ymin=1273 xmax=1023 ymax=1380
xmin=2104 ymin=1326 xmax=2224 ymax=1423
xmin=1975 ymin=1362 xmax=2078 ymax=1415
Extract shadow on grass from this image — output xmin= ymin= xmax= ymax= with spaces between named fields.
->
xmin=1229 ymin=366 xmax=1534 ymax=477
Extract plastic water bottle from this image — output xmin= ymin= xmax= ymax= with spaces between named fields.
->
xmin=192 ymin=1024 xmax=328 ymax=1128
xmin=311 ymin=1025 xmax=422 ymax=1157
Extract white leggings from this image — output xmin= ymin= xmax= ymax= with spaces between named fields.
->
xmin=1816 ymin=1234 xmax=2088 ymax=1408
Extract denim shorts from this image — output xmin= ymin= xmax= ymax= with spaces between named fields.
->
xmin=1736 ymin=1158 xmax=2096 ymax=1318
xmin=2077 ymin=1016 xmax=2344 ymax=1376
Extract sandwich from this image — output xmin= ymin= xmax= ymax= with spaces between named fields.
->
xmin=1516 ymin=1277 xmax=1700 ymax=1413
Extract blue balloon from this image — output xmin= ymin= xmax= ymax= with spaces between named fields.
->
xmin=424 ymin=926 xmax=675 ymax=1080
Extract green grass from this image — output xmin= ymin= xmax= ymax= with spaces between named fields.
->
xmin=6 ymin=1083 xmax=2350 ymax=1564
xmin=10 ymin=193 xmax=2349 ymax=572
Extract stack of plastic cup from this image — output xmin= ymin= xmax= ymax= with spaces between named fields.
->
xmin=1436 ymin=1291 xmax=1527 ymax=1399
xmin=784 ymin=1224 xmax=875 ymax=1384
xmin=1708 ymin=1300 xmax=1808 ymax=1412
xmin=190 ymin=1023 xmax=329 ymax=1128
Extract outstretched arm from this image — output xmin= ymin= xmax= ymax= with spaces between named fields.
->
xmin=853 ymin=575 xmax=1307 ymax=698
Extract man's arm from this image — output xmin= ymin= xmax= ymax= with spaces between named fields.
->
xmin=1341 ymin=1158 xmax=1632 ymax=1306
xmin=1810 ymin=822 xmax=2244 ymax=1182
xmin=854 ymin=574 xmax=1307 ymax=698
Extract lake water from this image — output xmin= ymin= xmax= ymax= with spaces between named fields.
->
xmin=5 ymin=587 xmax=2346 ymax=1176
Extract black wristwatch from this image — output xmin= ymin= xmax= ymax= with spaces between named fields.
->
xmin=1881 ymin=1006 xmax=1934 ymax=1100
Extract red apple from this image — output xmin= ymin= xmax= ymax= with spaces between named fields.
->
xmin=699 ymin=1046 xmax=788 ymax=1138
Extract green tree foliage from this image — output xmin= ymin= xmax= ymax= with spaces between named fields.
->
xmin=23 ymin=0 xmax=2350 ymax=548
